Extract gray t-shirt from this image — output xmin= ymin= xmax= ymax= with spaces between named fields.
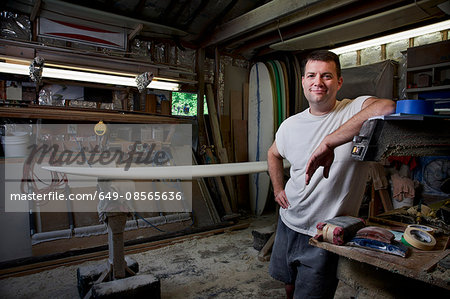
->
xmin=275 ymin=96 xmax=371 ymax=236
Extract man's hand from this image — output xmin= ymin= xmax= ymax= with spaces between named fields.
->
xmin=305 ymin=142 xmax=335 ymax=185
xmin=275 ymin=190 xmax=290 ymax=209
xmin=268 ymin=141 xmax=290 ymax=208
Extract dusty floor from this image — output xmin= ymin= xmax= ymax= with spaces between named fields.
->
xmin=0 ymin=213 xmax=356 ymax=298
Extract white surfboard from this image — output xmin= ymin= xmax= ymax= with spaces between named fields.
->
xmin=43 ymin=160 xmax=290 ymax=180
xmin=248 ymin=62 xmax=275 ymax=216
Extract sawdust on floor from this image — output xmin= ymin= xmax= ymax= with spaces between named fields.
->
xmin=0 ymin=213 xmax=355 ymax=298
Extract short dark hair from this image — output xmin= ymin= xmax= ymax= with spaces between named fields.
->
xmin=301 ymin=50 xmax=341 ymax=78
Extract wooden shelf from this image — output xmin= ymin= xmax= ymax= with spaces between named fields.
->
xmin=406 ymin=84 xmax=450 ymax=93
xmin=0 ymin=106 xmax=194 ymax=124
xmin=406 ymin=61 xmax=450 ymax=72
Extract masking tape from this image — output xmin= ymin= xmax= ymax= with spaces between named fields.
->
xmin=403 ymin=227 xmax=436 ymax=250
xmin=324 ymin=224 xmax=336 ymax=244
xmin=407 ymin=224 xmax=435 ymax=235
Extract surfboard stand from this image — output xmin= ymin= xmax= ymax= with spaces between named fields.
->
xmin=78 ymin=179 xmax=161 ymax=299
xmin=99 ymin=212 xmax=135 ymax=281
xmin=79 ymin=210 xmax=160 ymax=299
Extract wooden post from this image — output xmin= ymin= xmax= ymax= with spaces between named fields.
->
xmin=381 ymin=44 xmax=386 ymax=61
xmin=196 ymin=48 xmax=207 ymax=148
xmin=106 ymin=212 xmax=127 ymax=279
xmin=206 ymin=84 xmax=237 ymax=212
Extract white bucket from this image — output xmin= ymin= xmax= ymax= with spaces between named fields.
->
xmin=1 ymin=132 xmax=30 ymax=158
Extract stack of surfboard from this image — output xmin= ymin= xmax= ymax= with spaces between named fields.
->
xmin=248 ymin=56 xmax=303 ymax=215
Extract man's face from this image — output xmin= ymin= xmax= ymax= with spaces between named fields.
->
xmin=302 ymin=60 xmax=343 ymax=114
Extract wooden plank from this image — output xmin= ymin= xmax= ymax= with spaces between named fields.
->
xmin=233 ymin=119 xmax=249 ymax=209
xmin=205 ymin=84 xmax=223 ymax=148
xmin=243 ymin=82 xmax=249 ymax=121
xmin=196 ymin=48 xmax=208 ymax=147
xmin=192 ymin=151 xmax=221 ymax=224
xmin=230 ymin=89 xmax=243 ymax=120
xmin=220 ymin=115 xmax=232 ymax=161
xmin=258 ymin=232 xmax=275 ymax=262
xmin=379 ymin=189 xmax=394 ymax=212
xmin=205 ymin=84 xmax=237 ymax=212
xmin=201 ymin=146 xmax=232 ymax=215
xmin=217 ymin=147 xmax=238 ymax=212
xmin=233 ymin=120 xmax=248 ymax=162
xmin=0 ymin=106 xmax=192 ymax=124
xmin=310 ymin=238 xmax=450 ymax=290
xmin=224 ymin=65 xmax=247 ymax=116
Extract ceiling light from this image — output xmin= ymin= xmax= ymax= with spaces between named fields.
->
xmin=331 ymin=19 xmax=450 ymax=55
xmin=0 ymin=62 xmax=179 ymax=91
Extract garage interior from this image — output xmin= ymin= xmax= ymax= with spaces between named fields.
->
xmin=0 ymin=0 xmax=450 ymax=298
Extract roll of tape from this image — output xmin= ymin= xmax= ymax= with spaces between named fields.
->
xmin=395 ymin=100 xmax=434 ymax=115
xmin=324 ymin=224 xmax=336 ymax=244
xmin=401 ymin=236 xmax=411 ymax=247
xmin=407 ymin=224 xmax=435 ymax=235
xmin=403 ymin=227 xmax=436 ymax=251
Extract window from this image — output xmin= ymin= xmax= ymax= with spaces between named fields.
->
xmin=171 ymin=92 xmax=208 ymax=116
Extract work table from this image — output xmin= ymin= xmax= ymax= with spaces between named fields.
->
xmin=310 ymin=222 xmax=450 ymax=297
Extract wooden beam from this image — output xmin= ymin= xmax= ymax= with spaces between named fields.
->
xmin=204 ymin=0 xmax=329 ymax=46
xmin=30 ymin=0 xmax=42 ymax=22
xmin=232 ymin=0 xmax=404 ymax=57
xmin=270 ymin=0 xmax=445 ymax=51
xmin=128 ymin=24 xmax=143 ymax=41
xmin=206 ymin=0 xmax=363 ymax=47
xmin=197 ymin=0 xmax=239 ymax=44
xmin=183 ymin=0 xmax=208 ymax=28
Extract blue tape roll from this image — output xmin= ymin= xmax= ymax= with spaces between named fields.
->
xmin=396 ymin=100 xmax=434 ymax=115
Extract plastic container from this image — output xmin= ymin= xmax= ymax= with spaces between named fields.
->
xmin=396 ymin=100 xmax=434 ymax=115
xmin=1 ymin=132 xmax=30 ymax=158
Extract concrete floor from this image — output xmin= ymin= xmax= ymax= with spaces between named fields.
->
xmin=0 ymin=213 xmax=356 ymax=298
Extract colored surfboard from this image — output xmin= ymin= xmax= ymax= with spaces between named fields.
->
xmin=248 ymin=62 xmax=275 ymax=215
xmin=264 ymin=62 xmax=279 ymax=133
xmin=274 ymin=60 xmax=287 ymax=122
xmin=280 ymin=60 xmax=290 ymax=119
xmin=269 ymin=61 xmax=283 ymax=128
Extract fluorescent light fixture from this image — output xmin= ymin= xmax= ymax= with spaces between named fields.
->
xmin=0 ymin=62 xmax=29 ymax=76
xmin=331 ymin=19 xmax=450 ymax=55
xmin=0 ymin=62 xmax=179 ymax=91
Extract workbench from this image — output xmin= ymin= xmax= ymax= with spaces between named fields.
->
xmin=310 ymin=231 xmax=450 ymax=298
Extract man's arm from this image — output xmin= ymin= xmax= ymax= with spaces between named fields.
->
xmin=267 ymin=141 xmax=289 ymax=209
xmin=305 ymin=97 xmax=395 ymax=185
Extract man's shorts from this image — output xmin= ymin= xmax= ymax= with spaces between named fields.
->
xmin=269 ymin=217 xmax=339 ymax=299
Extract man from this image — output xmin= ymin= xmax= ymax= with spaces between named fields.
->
xmin=267 ymin=50 xmax=395 ymax=299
